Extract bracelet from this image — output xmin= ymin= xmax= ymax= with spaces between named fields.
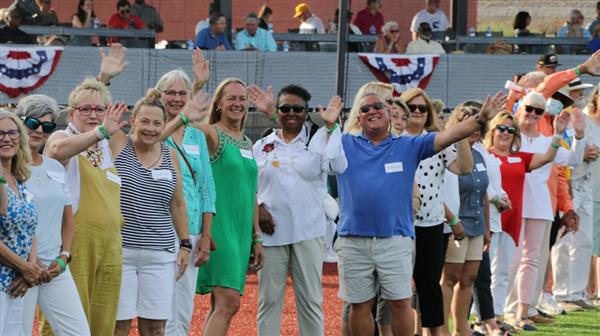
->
xmin=0 ymin=176 xmax=5 ymax=185
xmin=179 ymin=112 xmax=190 ymax=125
xmin=551 ymin=142 xmax=560 ymax=150
xmin=270 ymin=113 xmax=278 ymax=122
xmin=97 ymin=125 xmax=111 ymax=140
xmin=450 ymin=216 xmax=459 ymax=227
xmin=493 ymin=196 xmax=500 ymax=207
xmin=327 ymin=123 xmax=339 ymax=134
xmin=55 ymin=257 xmax=67 ymax=273
xmin=179 ymin=238 xmax=192 ymax=250
xmin=180 ymin=246 xmax=192 ymax=253
xmin=94 ymin=126 xmax=104 ymax=140
xmin=96 ymin=75 xmax=111 ymax=86
xmin=573 ymin=67 xmax=582 ymax=76
xmin=253 ymin=239 xmax=263 ymax=245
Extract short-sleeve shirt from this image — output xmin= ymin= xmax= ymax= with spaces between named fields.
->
xmin=131 ymin=3 xmax=163 ymax=29
xmin=337 ymin=132 xmax=437 ymax=238
xmin=353 ymin=8 xmax=384 ymax=35
xmin=25 ymin=157 xmax=71 ymax=266
xmin=410 ymin=9 xmax=449 ymax=32
xmin=458 ymin=149 xmax=489 ymax=236
xmin=299 ymin=15 xmax=325 ymax=34
xmin=194 ymin=28 xmax=233 ymax=50
xmin=235 ymin=28 xmax=277 ymax=52
xmin=108 ymin=13 xmax=145 ymax=30
xmin=491 ymin=151 xmax=534 ymax=245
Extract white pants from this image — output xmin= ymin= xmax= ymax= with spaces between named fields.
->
xmin=490 ymin=231 xmax=516 ymax=316
xmin=0 ymin=291 xmax=23 ymax=335
xmin=552 ymin=183 xmax=594 ymax=302
xmin=166 ymin=235 xmax=199 ymax=336
xmin=21 ymin=268 xmax=90 ymax=336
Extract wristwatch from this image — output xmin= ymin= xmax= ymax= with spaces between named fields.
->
xmin=180 ymin=239 xmax=193 ymax=250
xmin=59 ymin=251 xmax=71 ymax=263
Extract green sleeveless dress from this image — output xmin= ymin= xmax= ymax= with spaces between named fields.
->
xmin=196 ymin=128 xmax=257 ymax=295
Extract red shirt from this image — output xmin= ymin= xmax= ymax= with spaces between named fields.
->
xmin=491 ymin=151 xmax=534 ymax=245
xmin=353 ymin=8 xmax=384 ymax=35
xmin=108 ymin=13 xmax=145 ymax=43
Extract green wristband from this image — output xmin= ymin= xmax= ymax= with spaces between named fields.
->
xmin=450 ymin=216 xmax=459 ymax=227
xmin=327 ymin=123 xmax=339 ymax=134
xmin=572 ymin=67 xmax=582 ymax=76
xmin=0 ymin=176 xmax=5 ymax=184
xmin=55 ymin=257 xmax=67 ymax=273
xmin=179 ymin=112 xmax=190 ymax=125
xmin=551 ymin=142 xmax=560 ymax=150
xmin=270 ymin=113 xmax=278 ymax=122
xmin=493 ymin=196 xmax=500 ymax=207
xmin=253 ymin=239 xmax=263 ymax=245
xmin=98 ymin=125 xmax=111 ymax=140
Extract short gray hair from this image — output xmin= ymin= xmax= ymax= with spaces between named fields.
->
xmin=244 ymin=12 xmax=259 ymax=24
xmin=15 ymin=94 xmax=59 ymax=121
xmin=154 ymin=69 xmax=192 ymax=93
xmin=382 ymin=21 xmax=399 ymax=34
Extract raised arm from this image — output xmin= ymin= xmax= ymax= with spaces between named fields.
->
xmin=96 ymin=43 xmax=129 ymax=85
xmin=529 ymin=110 xmax=569 ymax=170
xmin=192 ymin=48 xmax=210 ymax=94
xmin=314 ymin=96 xmax=348 ymax=175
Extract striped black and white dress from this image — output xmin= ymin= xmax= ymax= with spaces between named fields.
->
xmin=115 ymin=140 xmax=177 ymax=253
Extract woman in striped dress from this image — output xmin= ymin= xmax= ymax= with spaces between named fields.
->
xmin=112 ymin=89 xmax=191 ymax=336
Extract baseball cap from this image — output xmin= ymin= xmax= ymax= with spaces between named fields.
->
xmin=294 ymin=3 xmax=309 ymax=18
xmin=538 ymin=53 xmax=561 ymax=67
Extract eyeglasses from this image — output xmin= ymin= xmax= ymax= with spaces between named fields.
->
xmin=524 ymin=105 xmax=545 ymax=115
xmin=407 ymin=104 xmax=428 ymax=113
xmin=163 ymin=90 xmax=188 ymax=97
xmin=23 ymin=117 xmax=57 ymax=133
xmin=74 ymin=105 xmax=107 ymax=116
xmin=119 ymin=9 xmax=130 ymax=14
xmin=0 ymin=129 xmax=20 ymax=140
xmin=278 ymin=104 xmax=306 ymax=113
xmin=389 ymin=29 xmax=399 ymax=33
xmin=359 ymin=102 xmax=385 ymax=113
xmin=496 ymin=125 xmax=516 ymax=134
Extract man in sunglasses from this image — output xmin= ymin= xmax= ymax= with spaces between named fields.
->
xmin=107 ymin=0 xmax=145 ymax=45
xmin=334 ymin=91 xmax=505 ymax=336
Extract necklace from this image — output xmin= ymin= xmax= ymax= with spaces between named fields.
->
xmin=131 ymin=141 xmax=162 ymax=169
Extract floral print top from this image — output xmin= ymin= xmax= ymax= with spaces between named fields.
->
xmin=0 ymin=182 xmax=38 ymax=292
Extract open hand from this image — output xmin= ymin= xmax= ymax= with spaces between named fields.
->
xmin=553 ymin=110 xmax=570 ymax=134
xmin=98 ymin=43 xmax=129 ymax=82
xmin=579 ymin=49 xmax=600 ymax=76
xmin=192 ymin=48 xmax=210 ymax=86
xmin=479 ymin=91 xmax=507 ymax=122
xmin=317 ymin=95 xmax=343 ymax=128
xmin=102 ymin=102 xmax=129 ymax=135
xmin=571 ymin=107 xmax=586 ymax=139
xmin=247 ymin=85 xmax=276 ymax=117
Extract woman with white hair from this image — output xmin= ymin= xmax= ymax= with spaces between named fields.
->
xmin=14 ymin=94 xmax=90 ymax=335
xmin=374 ymin=21 xmax=404 ymax=53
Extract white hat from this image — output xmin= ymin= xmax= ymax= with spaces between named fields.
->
xmin=568 ymin=77 xmax=593 ymax=91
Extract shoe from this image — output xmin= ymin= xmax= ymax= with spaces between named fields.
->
xmin=558 ymin=301 xmax=585 ymax=312
xmin=515 ymin=319 xmax=537 ymax=331
xmin=530 ymin=313 xmax=555 ymax=324
xmin=472 ymin=321 xmax=487 ymax=335
xmin=537 ymin=293 xmax=565 ymax=316
xmin=323 ymin=247 xmax=337 ymax=263
xmin=496 ymin=320 xmax=517 ymax=334
xmin=572 ymin=298 xmax=598 ymax=310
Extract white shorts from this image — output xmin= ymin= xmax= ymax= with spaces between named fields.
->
xmin=116 ymin=247 xmax=176 ymax=321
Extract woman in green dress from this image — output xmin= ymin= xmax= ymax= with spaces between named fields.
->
xmin=167 ymin=74 xmax=265 ymax=335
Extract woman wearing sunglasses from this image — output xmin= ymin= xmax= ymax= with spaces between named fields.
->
xmin=247 ymin=84 xmax=346 ymax=335
xmin=14 ymin=95 xmax=90 ymax=335
xmin=374 ymin=21 xmax=404 ymax=54
xmin=497 ymin=92 xmax=586 ymax=331
xmin=0 ymin=110 xmax=43 ymax=335
xmin=400 ymin=88 xmax=472 ymax=336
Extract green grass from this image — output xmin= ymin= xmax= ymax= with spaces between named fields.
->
xmin=521 ymin=309 xmax=600 ymax=335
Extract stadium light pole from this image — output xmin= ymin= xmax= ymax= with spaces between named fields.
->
xmin=335 ymin=0 xmax=349 ymax=99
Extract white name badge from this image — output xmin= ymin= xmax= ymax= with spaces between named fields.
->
xmin=507 ymin=156 xmax=522 ymax=164
xmin=240 ymin=149 xmax=254 ymax=160
xmin=47 ymin=170 xmax=65 ymax=184
xmin=384 ymin=162 xmax=404 ymax=173
xmin=152 ymin=169 xmax=173 ymax=181
xmin=106 ymin=171 xmax=122 ymax=186
xmin=183 ymin=144 xmax=200 ymax=155
xmin=476 ymin=163 xmax=487 ymax=172
xmin=566 ymin=128 xmax=575 ymax=137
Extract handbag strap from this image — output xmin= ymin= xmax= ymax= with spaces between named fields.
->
xmin=172 ymin=140 xmax=196 ymax=186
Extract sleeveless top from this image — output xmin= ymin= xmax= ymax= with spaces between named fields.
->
xmin=115 ymin=140 xmax=178 ymax=252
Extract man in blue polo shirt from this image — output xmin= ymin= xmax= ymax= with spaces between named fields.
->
xmin=194 ymin=12 xmax=233 ymax=50
xmin=335 ymin=91 xmax=504 ymax=336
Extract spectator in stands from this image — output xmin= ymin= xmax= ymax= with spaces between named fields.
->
xmin=374 ymin=21 xmax=403 ymax=54
xmin=536 ymin=53 xmax=561 ymax=76
xmin=294 ymin=3 xmax=325 ymax=34
xmin=131 ymin=0 xmax=163 ymax=33
xmin=513 ymin=11 xmax=532 ymax=37
xmin=328 ymin=8 xmax=361 ymax=35
xmin=0 ymin=7 xmax=34 ymax=44
xmin=33 ymin=0 xmax=58 ymax=26
xmin=72 ymin=0 xmax=95 ymax=28
xmin=108 ymin=0 xmax=146 ymax=45
xmin=195 ymin=12 xmax=232 ymax=50
xmin=406 ymin=22 xmax=446 ymax=54
xmin=587 ymin=2 xmax=600 ymax=36
xmin=235 ymin=12 xmax=276 ymax=52
xmin=410 ymin=0 xmax=449 ymax=41
xmin=353 ymin=0 xmax=384 ymax=35
xmin=258 ymin=4 xmax=273 ymax=32
xmin=558 ymin=9 xmax=591 ymax=38
xmin=195 ymin=2 xmax=216 ymax=37
xmin=589 ymin=25 xmax=600 ymax=53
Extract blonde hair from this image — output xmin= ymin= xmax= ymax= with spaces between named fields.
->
xmin=586 ymin=84 xmax=600 ymax=115
xmin=208 ymin=78 xmax=247 ymax=130
xmin=0 ymin=110 xmax=32 ymax=183
xmin=401 ymin=88 xmax=437 ymax=132
xmin=344 ymin=82 xmax=394 ymax=135
xmin=131 ymin=88 xmax=167 ymax=120
xmin=446 ymin=100 xmax=487 ymax=135
xmin=483 ymin=111 xmax=521 ymax=153
xmin=68 ymin=77 xmax=112 ymax=111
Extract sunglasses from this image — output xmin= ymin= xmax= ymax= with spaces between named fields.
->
xmin=278 ymin=104 xmax=306 ymax=113
xmin=407 ymin=104 xmax=428 ymax=113
xmin=389 ymin=29 xmax=399 ymax=33
xmin=0 ymin=129 xmax=20 ymax=140
xmin=359 ymin=101 xmax=385 ymax=113
xmin=524 ymin=105 xmax=545 ymax=115
xmin=120 ymin=9 xmax=130 ymax=14
xmin=496 ymin=125 xmax=516 ymax=134
xmin=23 ymin=117 xmax=57 ymax=133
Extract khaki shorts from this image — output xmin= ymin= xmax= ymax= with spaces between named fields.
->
xmin=335 ymin=236 xmax=414 ymax=303
xmin=445 ymin=235 xmax=484 ymax=263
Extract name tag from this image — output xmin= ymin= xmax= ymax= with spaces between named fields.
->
xmin=476 ymin=163 xmax=487 ymax=172
xmin=507 ymin=156 xmax=522 ymax=164
xmin=183 ymin=144 xmax=200 ymax=155
xmin=46 ymin=170 xmax=65 ymax=184
xmin=106 ymin=171 xmax=122 ymax=186
xmin=240 ymin=149 xmax=254 ymax=160
xmin=152 ymin=169 xmax=173 ymax=181
xmin=566 ymin=128 xmax=575 ymax=137
xmin=384 ymin=162 xmax=404 ymax=173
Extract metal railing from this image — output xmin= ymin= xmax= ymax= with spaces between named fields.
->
xmin=19 ymin=25 xmax=155 ymax=39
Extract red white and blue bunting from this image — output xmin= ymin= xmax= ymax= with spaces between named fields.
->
xmin=0 ymin=46 xmax=63 ymax=98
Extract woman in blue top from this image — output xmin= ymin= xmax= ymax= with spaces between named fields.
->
xmin=156 ymin=63 xmax=216 ymax=334
xmin=0 ymin=110 xmax=42 ymax=335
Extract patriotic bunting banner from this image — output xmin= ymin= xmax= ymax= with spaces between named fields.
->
xmin=358 ymin=53 xmax=440 ymax=94
xmin=0 ymin=46 xmax=63 ymax=98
